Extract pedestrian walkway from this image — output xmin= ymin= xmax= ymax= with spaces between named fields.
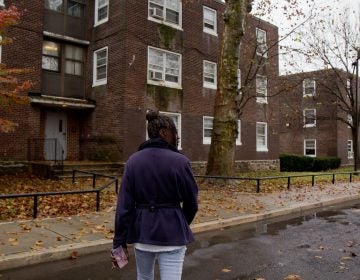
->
xmin=0 ymin=182 xmax=360 ymax=271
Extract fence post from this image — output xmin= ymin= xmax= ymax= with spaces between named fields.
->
xmin=332 ymin=174 xmax=335 ymax=184
xmin=33 ymin=195 xmax=38 ymax=219
xmin=312 ymin=175 xmax=315 ymax=186
xmin=96 ymin=191 xmax=100 ymax=211
xmin=72 ymin=170 xmax=76 ymax=183
xmin=287 ymin=177 xmax=291 ymax=190
xmin=256 ymin=179 xmax=260 ymax=193
xmin=115 ymin=179 xmax=119 ymax=194
xmin=93 ymin=174 xmax=96 ymax=189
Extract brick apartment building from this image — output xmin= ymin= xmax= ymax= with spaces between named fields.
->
xmin=279 ymin=69 xmax=354 ymax=166
xmin=0 ymin=0 xmax=280 ymax=170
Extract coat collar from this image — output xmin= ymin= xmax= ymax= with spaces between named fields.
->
xmin=138 ymin=138 xmax=180 ymax=153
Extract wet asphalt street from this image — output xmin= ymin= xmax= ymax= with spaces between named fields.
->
xmin=2 ymin=203 xmax=360 ymax=280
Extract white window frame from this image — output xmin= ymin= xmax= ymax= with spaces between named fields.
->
xmin=256 ymin=74 xmax=267 ymax=103
xmin=303 ymin=109 xmax=316 ymax=127
xmin=94 ymin=0 xmax=109 ymax=26
xmin=348 ymin=114 xmax=353 ymax=128
xmin=203 ymin=116 xmax=241 ymax=145
xmin=203 ymin=6 xmax=217 ymax=36
xmin=304 ymin=139 xmax=316 ymax=157
xmin=93 ymin=46 xmax=108 ymax=86
xmin=0 ymin=0 xmax=4 ymax=7
xmin=236 ymin=120 xmax=241 ymax=145
xmin=147 ymin=46 xmax=182 ymax=89
xmin=256 ymin=122 xmax=268 ymax=152
xmin=348 ymin=140 xmax=354 ymax=159
xmin=303 ymin=78 xmax=316 ymax=96
xmin=148 ymin=0 xmax=182 ymax=30
xmin=237 ymin=68 xmax=241 ymax=93
xmin=256 ymin=28 xmax=267 ymax=57
xmin=203 ymin=60 xmax=217 ymax=89
xmin=203 ymin=116 xmax=213 ymax=145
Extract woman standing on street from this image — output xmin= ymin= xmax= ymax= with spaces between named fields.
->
xmin=113 ymin=110 xmax=198 ymax=280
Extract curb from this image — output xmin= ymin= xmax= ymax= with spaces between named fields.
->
xmin=1 ymin=194 xmax=360 ymax=271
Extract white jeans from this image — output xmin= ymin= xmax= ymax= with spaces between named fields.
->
xmin=134 ymin=247 xmax=187 ymax=280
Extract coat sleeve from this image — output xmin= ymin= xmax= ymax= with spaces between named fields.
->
xmin=180 ymin=161 xmax=198 ymax=225
xmin=113 ymin=164 xmax=135 ymax=248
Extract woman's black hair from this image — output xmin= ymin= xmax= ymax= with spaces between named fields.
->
xmin=146 ymin=110 xmax=177 ymax=139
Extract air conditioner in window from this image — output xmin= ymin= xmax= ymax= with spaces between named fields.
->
xmin=149 ymin=70 xmax=163 ymax=81
xmin=150 ymin=7 xmax=164 ymax=19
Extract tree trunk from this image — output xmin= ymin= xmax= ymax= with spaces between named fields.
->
xmin=206 ymin=0 xmax=251 ymax=176
xmin=354 ymin=127 xmax=359 ymax=171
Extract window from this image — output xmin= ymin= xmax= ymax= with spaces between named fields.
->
xmin=68 ymin=0 xmax=85 ymax=17
xmin=304 ymin=139 xmax=316 ymax=157
xmin=348 ymin=140 xmax=353 ymax=159
xmin=203 ymin=6 xmax=217 ymax=35
xmin=203 ymin=116 xmax=213 ymax=144
xmin=45 ymin=0 xmax=64 ymax=12
xmin=148 ymin=0 xmax=182 ymax=28
xmin=256 ymin=28 xmax=267 ymax=57
xmin=93 ymin=47 xmax=108 ymax=86
xmin=148 ymin=47 xmax=181 ymax=88
xmin=348 ymin=114 xmax=353 ymax=128
xmin=0 ymin=0 xmax=4 ymax=6
xmin=203 ymin=117 xmax=241 ymax=145
xmin=303 ymin=109 xmax=316 ymax=127
xmin=65 ymin=45 xmax=84 ymax=76
xmin=203 ymin=60 xmax=217 ymax=89
xmin=256 ymin=122 xmax=268 ymax=152
xmin=256 ymin=75 xmax=267 ymax=103
xmin=303 ymin=78 xmax=316 ymax=96
xmin=237 ymin=68 xmax=241 ymax=92
xmin=42 ymin=41 xmax=61 ymax=72
xmin=95 ymin=0 xmax=109 ymax=26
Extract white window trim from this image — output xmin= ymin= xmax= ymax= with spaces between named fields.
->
xmin=237 ymin=68 xmax=241 ymax=93
xmin=147 ymin=46 xmax=182 ymax=89
xmin=203 ymin=116 xmax=213 ymax=145
xmin=303 ymin=109 xmax=316 ymax=128
xmin=203 ymin=6 xmax=218 ymax=36
xmin=92 ymin=46 xmax=108 ymax=87
xmin=303 ymin=79 xmax=316 ymax=97
xmin=348 ymin=114 xmax=352 ymax=128
xmin=304 ymin=139 xmax=316 ymax=157
xmin=236 ymin=120 xmax=242 ymax=146
xmin=256 ymin=122 xmax=268 ymax=152
xmin=0 ymin=0 xmax=4 ymax=7
xmin=94 ymin=0 xmax=109 ymax=27
xmin=348 ymin=140 xmax=354 ymax=159
xmin=203 ymin=60 xmax=217 ymax=89
xmin=256 ymin=28 xmax=267 ymax=57
xmin=148 ymin=0 xmax=183 ymax=30
xmin=256 ymin=74 xmax=267 ymax=103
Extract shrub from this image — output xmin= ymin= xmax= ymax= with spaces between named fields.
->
xmin=280 ymin=154 xmax=341 ymax=172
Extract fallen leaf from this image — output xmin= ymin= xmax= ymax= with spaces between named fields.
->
xmin=69 ymin=251 xmax=78 ymax=259
xmin=284 ymin=275 xmax=303 ymax=280
xmin=221 ymin=268 xmax=231 ymax=273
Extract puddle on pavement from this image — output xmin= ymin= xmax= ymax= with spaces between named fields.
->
xmin=190 ymin=202 xmax=360 ymax=252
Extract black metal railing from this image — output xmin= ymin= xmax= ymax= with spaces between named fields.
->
xmin=0 ymin=171 xmax=119 ymax=218
xmin=195 ymin=171 xmax=360 ymax=193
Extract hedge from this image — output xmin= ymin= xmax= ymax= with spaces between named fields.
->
xmin=280 ymin=154 xmax=341 ymax=172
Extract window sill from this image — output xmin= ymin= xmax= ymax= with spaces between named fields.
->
xmin=303 ymin=94 xmax=315 ymax=98
xmin=305 ymin=154 xmax=316 ymax=157
xmin=94 ymin=18 xmax=109 ymax=27
xmin=236 ymin=142 xmax=242 ymax=146
xmin=92 ymin=80 xmax=107 ymax=87
xmin=203 ymin=83 xmax=217 ymax=90
xmin=256 ymin=148 xmax=268 ymax=152
xmin=303 ymin=124 xmax=316 ymax=128
xmin=256 ymin=98 xmax=268 ymax=104
xmin=203 ymin=29 xmax=218 ymax=37
xmin=148 ymin=17 xmax=183 ymax=31
xmin=147 ymin=80 xmax=182 ymax=90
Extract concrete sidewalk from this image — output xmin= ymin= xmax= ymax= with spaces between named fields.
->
xmin=1 ymin=182 xmax=360 ymax=271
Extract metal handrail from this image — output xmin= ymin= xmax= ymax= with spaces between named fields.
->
xmin=195 ymin=171 xmax=360 ymax=193
xmin=0 ymin=171 xmax=119 ymax=218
